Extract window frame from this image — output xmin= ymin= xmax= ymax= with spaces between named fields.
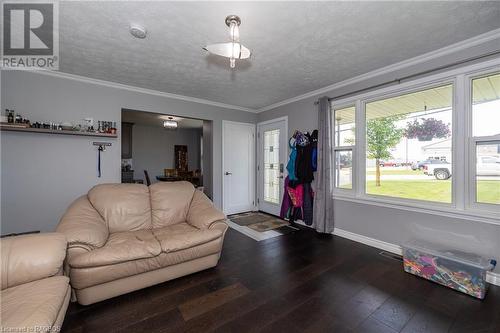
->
xmin=362 ymin=80 xmax=456 ymax=207
xmin=329 ymin=57 xmax=500 ymax=225
xmin=332 ymin=103 xmax=356 ymax=195
xmin=466 ymin=70 xmax=500 ymax=214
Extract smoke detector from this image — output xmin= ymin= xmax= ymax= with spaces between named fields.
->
xmin=130 ymin=24 xmax=147 ymax=39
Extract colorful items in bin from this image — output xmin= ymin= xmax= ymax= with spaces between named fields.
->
xmin=403 ymin=241 xmax=496 ymax=299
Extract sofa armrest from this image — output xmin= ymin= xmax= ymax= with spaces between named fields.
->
xmin=209 ymin=219 xmax=229 ymax=235
xmin=56 ymin=195 xmax=109 ymax=250
xmin=1 ymin=233 xmax=67 ymax=289
xmin=187 ymin=190 xmax=226 ymax=229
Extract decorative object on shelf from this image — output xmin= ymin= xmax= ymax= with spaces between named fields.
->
xmin=93 ymin=142 xmax=112 ymax=178
xmin=6 ymin=109 xmax=14 ymax=123
xmin=203 ymin=15 xmax=251 ymax=69
xmin=0 ymin=125 xmax=118 ymax=138
xmin=0 ymin=113 xmax=117 ymax=137
xmin=175 ymin=145 xmax=188 ymax=171
xmin=163 ymin=117 xmax=178 ymax=130
xmin=405 ymin=118 xmax=450 ymax=141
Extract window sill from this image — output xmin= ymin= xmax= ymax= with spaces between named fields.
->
xmin=332 ymin=194 xmax=500 ymax=226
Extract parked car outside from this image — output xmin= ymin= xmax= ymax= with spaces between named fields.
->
xmin=423 ymin=162 xmax=452 ymax=180
xmin=379 ymin=159 xmax=410 ymax=167
xmin=477 ymin=156 xmax=500 ymax=176
xmin=423 ymin=156 xmax=500 ymax=180
xmin=412 ymin=159 xmax=447 ymax=171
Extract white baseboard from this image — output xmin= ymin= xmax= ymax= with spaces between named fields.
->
xmin=487 ymin=271 xmax=500 ymax=286
xmin=332 ymin=227 xmax=500 ymax=287
xmin=333 ymin=228 xmax=403 ymax=255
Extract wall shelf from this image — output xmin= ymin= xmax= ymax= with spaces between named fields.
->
xmin=0 ymin=125 xmax=118 ymax=138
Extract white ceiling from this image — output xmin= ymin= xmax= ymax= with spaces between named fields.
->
xmin=59 ymin=1 xmax=500 ymax=110
xmin=122 ymin=109 xmax=203 ymax=129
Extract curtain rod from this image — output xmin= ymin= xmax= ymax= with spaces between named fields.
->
xmin=314 ymin=50 xmax=500 ymax=105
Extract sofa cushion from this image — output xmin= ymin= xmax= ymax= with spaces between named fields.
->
xmin=70 ymin=230 xmax=161 ymax=268
xmin=69 ymin=238 xmax=223 ymax=289
xmin=0 ymin=276 xmax=70 ymax=331
xmin=152 ymin=223 xmax=223 ymax=253
xmin=187 ymin=190 xmax=226 ymax=229
xmin=1 ymin=233 xmax=67 ymax=290
xmin=88 ymin=184 xmax=151 ymax=233
xmin=149 ymin=182 xmax=195 ymax=228
xmin=57 ymin=196 xmax=109 ymax=249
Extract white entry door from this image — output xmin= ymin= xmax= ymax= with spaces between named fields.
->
xmin=222 ymin=121 xmax=255 ymax=215
xmin=257 ymin=117 xmax=288 ymax=216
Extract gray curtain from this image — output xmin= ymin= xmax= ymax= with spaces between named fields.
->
xmin=313 ymin=97 xmax=335 ymax=233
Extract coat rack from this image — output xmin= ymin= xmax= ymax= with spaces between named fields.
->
xmin=93 ymin=142 xmax=112 ymax=178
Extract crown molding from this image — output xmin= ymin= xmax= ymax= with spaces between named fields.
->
xmin=26 ymin=70 xmax=258 ymax=113
xmin=257 ymin=28 xmax=500 ymax=113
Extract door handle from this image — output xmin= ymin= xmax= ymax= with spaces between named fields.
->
xmin=277 ymin=175 xmax=284 ymax=179
xmin=225 ymin=172 xmax=232 ymax=175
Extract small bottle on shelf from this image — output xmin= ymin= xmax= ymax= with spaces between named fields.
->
xmin=7 ymin=109 xmax=14 ymax=123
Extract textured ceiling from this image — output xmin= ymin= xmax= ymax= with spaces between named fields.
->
xmin=122 ymin=110 xmax=203 ymax=129
xmin=59 ymin=1 xmax=500 ymax=110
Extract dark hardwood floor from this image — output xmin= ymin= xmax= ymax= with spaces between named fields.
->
xmin=62 ymin=227 xmax=500 ymax=333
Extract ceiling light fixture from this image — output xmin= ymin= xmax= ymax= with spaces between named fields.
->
xmin=203 ymin=15 xmax=251 ymax=69
xmin=130 ymin=24 xmax=147 ymax=39
xmin=163 ymin=117 xmax=178 ymax=130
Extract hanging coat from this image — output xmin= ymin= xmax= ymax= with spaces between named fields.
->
xmin=296 ymin=134 xmax=314 ymax=183
xmin=280 ymin=176 xmax=292 ymax=219
xmin=311 ymin=130 xmax=318 ymax=172
xmin=286 ymin=138 xmax=298 ymax=181
xmin=302 ymin=183 xmax=314 ymax=226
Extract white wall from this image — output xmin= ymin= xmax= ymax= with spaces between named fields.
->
xmin=1 ymin=70 xmax=256 ymax=234
xmin=257 ymin=40 xmax=500 ymax=272
xmin=130 ymin=125 xmax=201 ymax=182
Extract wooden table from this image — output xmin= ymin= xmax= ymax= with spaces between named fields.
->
xmin=156 ymin=175 xmax=182 ymax=182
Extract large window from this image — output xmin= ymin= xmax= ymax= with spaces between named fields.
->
xmin=333 ymin=106 xmax=355 ymax=190
xmin=472 ymin=73 xmax=500 ymax=206
xmin=330 ymin=61 xmax=500 ymax=221
xmin=365 ymin=84 xmax=453 ymax=203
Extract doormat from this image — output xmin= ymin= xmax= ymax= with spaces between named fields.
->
xmin=247 ymin=219 xmax=289 ymax=232
xmin=228 ymin=212 xmax=298 ymax=241
xmin=230 ymin=212 xmax=271 ymax=226
xmin=230 ymin=212 xmax=288 ymax=231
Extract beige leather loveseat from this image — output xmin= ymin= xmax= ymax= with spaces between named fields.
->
xmin=0 ymin=233 xmax=70 ymax=332
xmin=56 ymin=181 xmax=228 ymax=305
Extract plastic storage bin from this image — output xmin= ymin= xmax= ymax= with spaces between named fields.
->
xmin=402 ymin=240 xmax=496 ymax=299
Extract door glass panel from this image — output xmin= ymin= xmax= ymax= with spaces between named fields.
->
xmin=264 ymin=129 xmax=280 ymax=204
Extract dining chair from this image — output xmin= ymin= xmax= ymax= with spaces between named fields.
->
xmin=144 ymin=170 xmax=151 ymax=186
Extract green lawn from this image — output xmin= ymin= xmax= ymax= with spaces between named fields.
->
xmin=477 ymin=181 xmax=500 ymax=204
xmin=339 ymin=168 xmax=500 ymax=203
xmin=366 ymin=180 xmax=452 ymax=203
xmin=365 ymin=180 xmax=500 ymax=204
xmin=366 ymin=169 xmax=424 ymax=176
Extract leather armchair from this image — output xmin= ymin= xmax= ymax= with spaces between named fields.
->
xmin=0 ymin=233 xmax=70 ymax=332
xmin=57 ymin=181 xmax=228 ymax=305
